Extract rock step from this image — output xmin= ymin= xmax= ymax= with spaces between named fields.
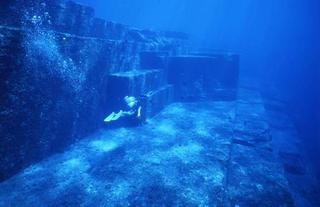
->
xmin=140 ymin=51 xmax=169 ymax=70
xmin=107 ymin=69 xmax=166 ymax=96
xmin=141 ymin=84 xmax=173 ymax=118
xmin=225 ymin=88 xmax=294 ymax=206
xmin=168 ymin=55 xmax=239 ymax=84
xmin=168 ymin=54 xmax=239 ymax=102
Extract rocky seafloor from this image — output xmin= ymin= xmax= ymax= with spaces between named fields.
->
xmin=0 ymin=87 xmax=319 ymax=207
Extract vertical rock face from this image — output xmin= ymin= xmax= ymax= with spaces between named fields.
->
xmin=168 ymin=53 xmax=239 ymax=102
xmin=0 ymin=0 xmax=186 ymax=181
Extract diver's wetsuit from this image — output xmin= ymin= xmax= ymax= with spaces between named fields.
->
xmin=123 ymin=99 xmax=143 ymax=126
xmin=104 ymin=97 xmax=145 ymax=128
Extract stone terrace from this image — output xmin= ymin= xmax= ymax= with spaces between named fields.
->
xmin=0 ymin=88 xmax=295 ymax=207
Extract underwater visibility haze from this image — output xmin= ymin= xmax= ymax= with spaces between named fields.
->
xmin=0 ymin=0 xmax=319 ymax=206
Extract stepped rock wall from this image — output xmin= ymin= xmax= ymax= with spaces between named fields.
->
xmin=0 ymin=0 xmax=187 ymax=181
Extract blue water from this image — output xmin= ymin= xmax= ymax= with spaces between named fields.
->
xmin=0 ymin=0 xmax=319 ymax=206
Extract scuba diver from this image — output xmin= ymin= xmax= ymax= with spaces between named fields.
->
xmin=104 ymin=96 xmax=144 ymax=127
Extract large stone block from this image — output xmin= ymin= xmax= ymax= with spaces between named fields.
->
xmin=109 ymin=70 xmax=165 ymax=95
xmin=141 ymin=84 xmax=174 ymax=118
xmin=168 ymin=54 xmax=239 ymax=101
xmin=140 ymin=51 xmax=169 ymax=70
xmin=58 ymin=1 xmax=95 ymax=36
xmin=90 ymin=18 xmax=106 ymax=38
xmin=88 ymin=20 xmax=128 ymax=40
xmin=105 ymin=21 xmax=127 ymax=40
xmin=108 ymin=41 xmax=148 ymax=74
xmin=106 ymin=70 xmax=165 ymax=112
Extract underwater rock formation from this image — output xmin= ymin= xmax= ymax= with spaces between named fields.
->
xmin=168 ymin=53 xmax=239 ymax=101
xmin=1 ymin=1 xmax=319 ymax=206
xmin=0 ymin=0 xmax=186 ymax=181
xmin=0 ymin=92 xmax=294 ymax=206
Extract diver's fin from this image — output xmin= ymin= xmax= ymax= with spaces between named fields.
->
xmin=104 ymin=112 xmax=116 ymax=122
